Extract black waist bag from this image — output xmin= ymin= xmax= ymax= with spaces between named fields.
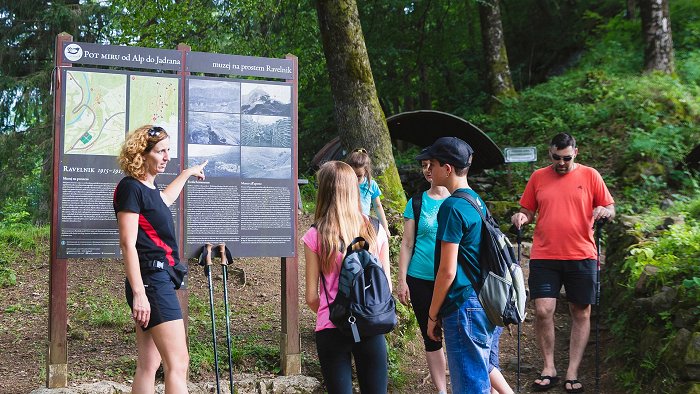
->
xmin=321 ymin=237 xmax=397 ymax=342
xmin=141 ymin=260 xmax=188 ymax=289
xmin=167 ymin=262 xmax=188 ymax=289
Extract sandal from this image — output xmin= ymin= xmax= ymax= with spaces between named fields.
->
xmin=531 ymin=375 xmax=560 ymax=392
xmin=564 ymin=379 xmax=585 ymax=393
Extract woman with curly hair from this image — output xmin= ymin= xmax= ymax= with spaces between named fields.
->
xmin=113 ymin=125 xmax=206 ymax=393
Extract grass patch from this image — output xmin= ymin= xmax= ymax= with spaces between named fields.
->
xmin=71 ymin=295 xmax=131 ymax=328
xmin=0 ymin=224 xmax=48 ymax=288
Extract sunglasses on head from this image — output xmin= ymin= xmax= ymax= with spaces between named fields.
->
xmin=551 ymin=153 xmax=573 ymax=162
xmin=353 ymin=148 xmax=367 ymax=154
xmin=147 ymin=126 xmax=164 ymax=137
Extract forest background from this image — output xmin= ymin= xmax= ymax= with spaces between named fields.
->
xmin=0 ymin=0 xmax=699 ymax=393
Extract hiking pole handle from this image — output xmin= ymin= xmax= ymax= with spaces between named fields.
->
xmin=218 ymin=243 xmax=227 ymax=266
xmin=593 ymin=217 xmax=608 ymax=230
xmin=205 ymin=243 xmax=213 ymax=266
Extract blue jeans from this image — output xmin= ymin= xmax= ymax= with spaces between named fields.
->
xmin=442 ymin=290 xmax=495 ymax=394
xmin=489 ymin=326 xmax=503 ymax=372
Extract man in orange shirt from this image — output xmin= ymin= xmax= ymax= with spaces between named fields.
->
xmin=511 ymin=133 xmax=615 ymax=393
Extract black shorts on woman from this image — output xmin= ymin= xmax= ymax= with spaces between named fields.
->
xmin=125 ymin=269 xmax=182 ymax=330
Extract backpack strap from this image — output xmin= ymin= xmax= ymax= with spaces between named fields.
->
xmin=449 ymin=190 xmax=490 ymax=290
xmin=451 ymin=190 xmax=489 ymax=224
xmin=411 ymin=191 xmax=423 ymax=257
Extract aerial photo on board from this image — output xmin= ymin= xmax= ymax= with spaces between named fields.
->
xmin=240 ymin=83 xmax=291 ymax=117
xmin=188 ymin=111 xmax=241 ymax=145
xmin=188 ymin=144 xmax=240 ymax=178
xmin=241 ymin=146 xmax=291 ymax=179
xmin=188 ymin=78 xmax=241 ymax=114
xmin=241 ymin=115 xmax=291 ymax=148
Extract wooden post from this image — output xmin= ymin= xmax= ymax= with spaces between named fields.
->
xmin=176 ymin=42 xmax=191 ymax=338
xmin=280 ymin=54 xmax=301 ymax=375
xmin=47 ymin=32 xmax=72 ymax=388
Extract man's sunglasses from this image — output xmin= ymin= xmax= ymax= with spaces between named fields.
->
xmin=148 ymin=126 xmax=164 ymax=137
xmin=551 ymin=153 xmax=573 ymax=162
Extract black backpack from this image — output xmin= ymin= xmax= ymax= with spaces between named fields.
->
xmin=321 ymin=235 xmax=397 ymax=342
xmin=451 ymin=191 xmax=527 ymax=327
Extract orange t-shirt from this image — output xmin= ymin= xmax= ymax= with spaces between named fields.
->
xmin=520 ymin=164 xmax=614 ymax=260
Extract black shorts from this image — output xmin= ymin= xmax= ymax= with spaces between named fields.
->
xmin=406 ymin=275 xmax=442 ymax=352
xmin=528 ymin=259 xmax=597 ymax=305
xmin=125 ymin=269 xmax=182 ymax=330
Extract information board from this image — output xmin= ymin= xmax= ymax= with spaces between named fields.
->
xmin=55 ymin=42 xmax=297 ymax=259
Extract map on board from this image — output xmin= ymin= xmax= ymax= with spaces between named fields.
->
xmin=128 ymin=75 xmax=180 ymax=157
xmin=63 ymin=70 xmax=127 ymax=156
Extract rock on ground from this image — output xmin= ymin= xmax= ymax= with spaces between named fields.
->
xmin=28 ymin=374 xmax=322 ymax=394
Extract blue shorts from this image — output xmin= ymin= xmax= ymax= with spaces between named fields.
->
xmin=125 ymin=269 xmax=182 ymax=330
xmin=529 ymin=259 xmax=597 ymax=305
xmin=442 ymin=289 xmax=495 ymax=394
xmin=489 ymin=326 xmax=503 ymax=372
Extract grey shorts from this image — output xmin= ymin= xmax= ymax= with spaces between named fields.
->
xmin=528 ymin=259 xmax=598 ymax=305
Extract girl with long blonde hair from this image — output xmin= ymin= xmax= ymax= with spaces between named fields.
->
xmin=302 ymin=161 xmax=391 ymax=394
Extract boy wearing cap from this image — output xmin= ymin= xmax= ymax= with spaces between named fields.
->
xmin=422 ymin=136 xmax=495 ymax=394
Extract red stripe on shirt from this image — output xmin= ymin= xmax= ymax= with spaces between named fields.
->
xmin=138 ymin=214 xmax=175 ymax=266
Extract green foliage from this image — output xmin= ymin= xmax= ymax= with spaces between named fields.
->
xmin=385 ymin=296 xmax=418 ymax=390
xmin=622 ymin=199 xmax=700 ymax=290
xmin=0 ymin=224 xmax=48 ymax=287
xmin=299 ymin=175 xmax=317 ymax=215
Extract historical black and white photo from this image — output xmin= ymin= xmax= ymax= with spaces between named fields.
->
xmin=188 ymin=78 xmax=241 ymax=113
xmin=240 ymin=83 xmax=291 ymax=116
xmin=241 ymin=146 xmax=291 ymax=179
xmin=188 ymin=112 xmax=241 ymax=145
xmin=188 ymin=144 xmax=241 ymax=177
xmin=241 ymin=115 xmax=291 ymax=148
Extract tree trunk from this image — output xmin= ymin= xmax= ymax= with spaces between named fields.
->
xmin=418 ymin=62 xmax=431 ymax=109
xmin=639 ymin=0 xmax=674 ymax=74
xmin=478 ymin=0 xmax=516 ymax=105
xmin=315 ymin=0 xmax=406 ymax=214
xmin=626 ymin=0 xmax=636 ymax=19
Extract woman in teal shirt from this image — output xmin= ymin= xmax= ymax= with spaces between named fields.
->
xmin=397 ymin=158 xmax=450 ymax=394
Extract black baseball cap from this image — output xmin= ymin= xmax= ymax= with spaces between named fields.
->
xmin=415 ymin=137 xmax=474 ymax=168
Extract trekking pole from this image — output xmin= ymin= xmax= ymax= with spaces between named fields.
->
xmin=594 ymin=219 xmax=607 ymax=394
xmin=219 ymin=243 xmax=235 ymax=394
xmin=516 ymin=227 xmax=523 ymax=393
xmin=201 ymin=243 xmax=221 ymax=394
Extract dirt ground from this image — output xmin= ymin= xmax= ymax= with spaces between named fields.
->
xmin=0 ymin=213 xmax=615 ymax=393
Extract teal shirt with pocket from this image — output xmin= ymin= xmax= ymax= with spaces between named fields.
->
xmin=434 ymin=188 xmax=485 ymax=317
xmin=403 ymin=191 xmax=448 ymax=281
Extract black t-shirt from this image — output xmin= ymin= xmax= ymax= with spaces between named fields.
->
xmin=113 ymin=177 xmax=180 ymax=266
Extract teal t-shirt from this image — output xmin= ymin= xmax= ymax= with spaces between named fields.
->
xmin=359 ymin=178 xmax=381 ymax=216
xmin=434 ymin=188 xmax=485 ymax=316
xmin=403 ymin=191 xmax=448 ymax=280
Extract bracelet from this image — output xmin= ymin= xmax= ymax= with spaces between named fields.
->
xmin=428 ymin=315 xmax=438 ymax=323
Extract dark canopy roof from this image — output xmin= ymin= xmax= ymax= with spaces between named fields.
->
xmin=310 ymin=110 xmax=505 ymax=172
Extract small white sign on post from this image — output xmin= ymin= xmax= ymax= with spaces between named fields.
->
xmin=504 ymin=147 xmax=537 ymax=163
